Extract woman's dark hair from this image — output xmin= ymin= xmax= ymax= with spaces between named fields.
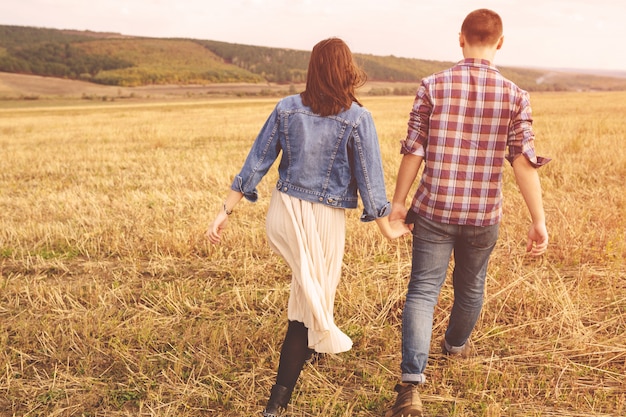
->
xmin=301 ymin=38 xmax=367 ymax=116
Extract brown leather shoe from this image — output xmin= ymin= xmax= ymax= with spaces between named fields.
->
xmin=440 ymin=338 xmax=472 ymax=358
xmin=384 ymin=383 xmax=423 ymax=417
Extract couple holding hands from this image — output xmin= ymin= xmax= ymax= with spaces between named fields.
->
xmin=207 ymin=9 xmax=549 ymax=417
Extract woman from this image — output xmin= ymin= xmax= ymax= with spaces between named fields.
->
xmin=206 ymin=37 xmax=408 ymax=417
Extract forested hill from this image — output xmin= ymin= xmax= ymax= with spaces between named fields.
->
xmin=1 ymin=24 xmax=625 ymax=92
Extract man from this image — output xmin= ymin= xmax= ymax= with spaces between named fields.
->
xmin=385 ymin=9 xmax=550 ymax=417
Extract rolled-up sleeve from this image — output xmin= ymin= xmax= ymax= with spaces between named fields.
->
xmin=506 ymin=91 xmax=551 ymax=167
xmin=401 ymin=83 xmax=431 ymax=155
xmin=351 ymin=112 xmax=391 ymax=222
xmin=231 ymin=106 xmax=282 ymax=202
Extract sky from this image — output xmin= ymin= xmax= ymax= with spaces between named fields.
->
xmin=2 ymin=0 xmax=626 ymax=72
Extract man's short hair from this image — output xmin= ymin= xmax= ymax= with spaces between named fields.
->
xmin=461 ymin=9 xmax=503 ymax=46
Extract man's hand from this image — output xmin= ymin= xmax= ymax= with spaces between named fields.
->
xmin=526 ymin=222 xmax=548 ymax=256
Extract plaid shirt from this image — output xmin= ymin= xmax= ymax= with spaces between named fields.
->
xmin=402 ymin=58 xmax=550 ymax=226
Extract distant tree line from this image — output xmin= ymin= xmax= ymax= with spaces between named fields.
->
xmin=197 ymin=40 xmax=432 ymax=84
xmin=0 ymin=43 xmax=133 ymax=79
xmin=198 ymin=40 xmax=310 ymax=83
xmin=0 ymin=25 xmax=93 ymax=48
xmin=1 ymin=25 xmax=624 ymax=91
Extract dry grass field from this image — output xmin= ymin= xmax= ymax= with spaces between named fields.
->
xmin=0 ymin=92 xmax=624 ymax=416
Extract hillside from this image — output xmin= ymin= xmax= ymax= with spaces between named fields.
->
xmin=1 ymin=24 xmax=626 ymax=94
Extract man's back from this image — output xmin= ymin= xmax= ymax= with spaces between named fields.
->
xmin=403 ymin=58 xmax=534 ymax=226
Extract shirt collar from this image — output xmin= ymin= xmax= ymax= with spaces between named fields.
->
xmin=458 ymin=58 xmax=498 ymax=71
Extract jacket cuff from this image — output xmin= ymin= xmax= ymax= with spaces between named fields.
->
xmin=360 ymin=201 xmax=391 ymax=222
xmin=231 ymin=175 xmax=258 ymax=202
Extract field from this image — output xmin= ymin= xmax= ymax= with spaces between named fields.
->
xmin=0 ymin=92 xmax=625 ymax=416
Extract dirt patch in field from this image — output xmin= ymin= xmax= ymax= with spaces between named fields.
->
xmin=0 ymin=72 xmax=124 ymax=97
xmin=0 ymin=72 xmax=422 ymax=102
xmin=0 ymin=72 xmax=301 ymax=99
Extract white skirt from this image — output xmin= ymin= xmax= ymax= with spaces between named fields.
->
xmin=265 ymin=188 xmax=353 ymax=354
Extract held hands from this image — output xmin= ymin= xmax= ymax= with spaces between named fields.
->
xmin=389 ymin=203 xmax=409 ymax=227
xmin=377 ymin=203 xmax=411 ymax=240
xmin=389 ymin=203 xmax=413 ymax=234
xmin=526 ymin=221 xmax=548 ymax=256
xmin=387 ymin=219 xmax=411 ymax=240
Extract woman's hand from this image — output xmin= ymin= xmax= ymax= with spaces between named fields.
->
xmin=387 ymin=219 xmax=411 ymax=240
xmin=375 ymin=216 xmax=411 ymax=240
xmin=206 ymin=192 xmax=244 ymax=244
xmin=206 ymin=211 xmax=229 ymax=244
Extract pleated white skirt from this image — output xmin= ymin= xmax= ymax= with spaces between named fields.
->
xmin=265 ymin=188 xmax=353 ymax=354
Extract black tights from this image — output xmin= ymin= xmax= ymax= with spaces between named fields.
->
xmin=275 ymin=320 xmax=315 ymax=391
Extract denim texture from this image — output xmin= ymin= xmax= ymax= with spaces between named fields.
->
xmin=401 ymin=215 xmax=499 ymax=383
xmin=231 ymin=94 xmax=390 ymax=222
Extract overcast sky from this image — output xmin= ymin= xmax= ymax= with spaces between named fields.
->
xmin=2 ymin=0 xmax=625 ymax=71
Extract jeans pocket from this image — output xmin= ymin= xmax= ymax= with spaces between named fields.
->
xmin=468 ymin=223 xmax=500 ymax=249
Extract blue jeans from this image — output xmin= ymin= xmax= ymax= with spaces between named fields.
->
xmin=401 ymin=216 xmax=499 ymax=383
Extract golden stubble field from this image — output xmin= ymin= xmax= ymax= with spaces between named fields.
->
xmin=0 ymin=92 xmax=624 ymax=416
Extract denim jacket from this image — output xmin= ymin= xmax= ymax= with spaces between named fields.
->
xmin=231 ymin=94 xmax=390 ymax=222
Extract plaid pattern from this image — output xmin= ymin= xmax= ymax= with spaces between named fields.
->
xmin=401 ymin=58 xmax=550 ymax=226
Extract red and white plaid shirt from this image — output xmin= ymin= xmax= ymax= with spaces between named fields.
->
xmin=402 ymin=58 xmax=550 ymax=226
